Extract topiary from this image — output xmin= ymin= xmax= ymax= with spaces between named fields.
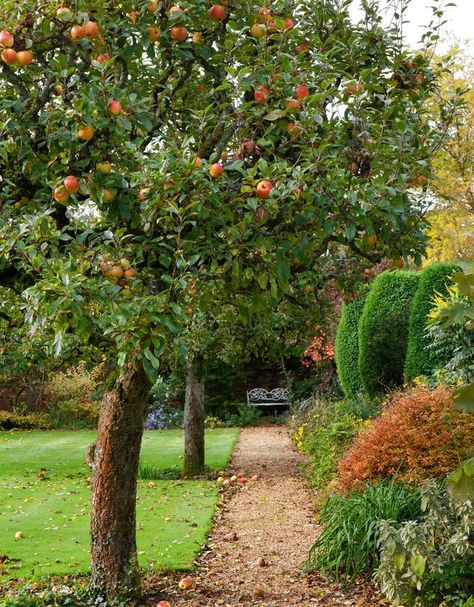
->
xmin=404 ymin=262 xmax=459 ymax=380
xmin=335 ymin=285 xmax=371 ymax=397
xmin=358 ymin=270 xmax=419 ymax=396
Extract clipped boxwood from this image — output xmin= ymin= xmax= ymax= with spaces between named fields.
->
xmin=335 ymin=284 xmax=370 ymax=397
xmin=358 ymin=270 xmax=420 ymax=396
xmin=404 ymin=262 xmax=458 ymax=380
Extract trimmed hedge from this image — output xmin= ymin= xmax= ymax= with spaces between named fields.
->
xmin=335 ymin=285 xmax=370 ymax=397
xmin=358 ymin=270 xmax=420 ymax=396
xmin=404 ymin=262 xmax=458 ymax=380
xmin=0 ymin=410 xmax=51 ymax=430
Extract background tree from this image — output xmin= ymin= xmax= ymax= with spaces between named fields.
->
xmin=0 ymin=0 xmax=459 ymax=599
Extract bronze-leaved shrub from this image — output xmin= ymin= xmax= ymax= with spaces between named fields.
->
xmin=336 ymin=385 xmax=474 ymax=493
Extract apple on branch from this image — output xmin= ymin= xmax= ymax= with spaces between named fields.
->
xmin=15 ymin=50 xmax=33 ymax=66
xmin=208 ymin=5 xmax=227 ymax=21
xmin=108 ymin=99 xmax=123 ymax=115
xmin=1 ymin=48 xmax=17 ymax=65
xmin=254 ymin=85 xmax=270 ymax=104
xmin=0 ymin=30 xmax=14 ymax=48
xmin=171 ymin=26 xmax=188 ymax=41
xmin=250 ymin=23 xmax=266 ymax=38
xmin=64 ymin=175 xmax=80 ymax=194
xmin=209 ymin=163 xmax=223 ymax=178
xmin=256 ymin=180 xmax=273 ymax=198
xmin=77 ymin=124 xmax=95 ymax=141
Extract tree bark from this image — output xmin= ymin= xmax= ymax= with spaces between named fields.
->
xmin=183 ymin=359 xmax=205 ymax=478
xmin=89 ymin=362 xmax=150 ymax=601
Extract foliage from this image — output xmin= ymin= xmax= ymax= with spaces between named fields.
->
xmin=143 ymin=402 xmax=183 ymax=430
xmin=335 ymin=285 xmax=370 ymax=397
xmin=222 ymin=403 xmax=263 ymax=427
xmin=376 ymin=481 xmax=474 ymax=607
xmin=204 ymin=416 xmax=225 ymax=429
xmin=292 ymin=397 xmax=364 ymax=490
xmin=425 ymin=207 xmax=474 ymax=264
xmin=358 ymin=271 xmax=420 ymax=396
xmin=404 ymin=263 xmax=459 ymax=380
xmin=305 ymin=479 xmax=421 ymax=580
xmin=0 ymin=410 xmax=50 ymax=430
xmin=336 ymin=385 xmax=474 ymax=494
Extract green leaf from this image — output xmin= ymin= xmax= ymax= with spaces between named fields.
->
xmin=263 ymin=110 xmax=284 ymax=121
xmin=409 ymin=554 xmax=426 ymax=577
xmin=144 ymin=347 xmax=160 ymax=370
xmin=275 ymin=250 xmax=290 ymax=289
xmin=454 ymin=383 xmax=474 ymax=413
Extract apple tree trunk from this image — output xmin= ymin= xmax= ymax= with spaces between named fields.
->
xmin=183 ymin=359 xmax=205 ymax=478
xmin=89 ymin=362 xmax=150 ymax=601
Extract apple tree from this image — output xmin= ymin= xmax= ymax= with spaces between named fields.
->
xmin=0 ymin=0 xmax=459 ymax=599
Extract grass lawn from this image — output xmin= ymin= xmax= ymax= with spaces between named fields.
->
xmin=0 ymin=428 xmax=238 ymax=581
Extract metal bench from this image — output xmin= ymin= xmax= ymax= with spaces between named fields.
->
xmin=246 ymin=387 xmax=290 ymax=407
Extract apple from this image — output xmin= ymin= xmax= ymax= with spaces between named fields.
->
xmin=77 ymin=124 xmax=95 ymax=141
xmin=124 ymin=268 xmax=136 ymax=279
xmin=56 ymin=7 xmax=73 ymax=21
xmin=139 ymin=188 xmax=150 ymax=201
xmin=223 ymin=478 xmax=230 ymax=486
xmin=53 ymin=185 xmax=69 ymax=203
xmin=209 ymin=163 xmax=223 ymax=178
xmin=266 ymin=19 xmax=278 ymax=32
xmin=258 ymin=7 xmax=272 ymax=20
xmin=108 ymin=99 xmax=123 ymax=115
xmin=285 ymin=99 xmax=301 ymax=112
xmin=193 ymin=156 xmax=202 ymax=168
xmin=102 ymin=189 xmax=116 ymax=203
xmin=192 ymin=31 xmax=203 ymax=44
xmin=147 ymin=0 xmax=158 ymax=12
xmin=284 ymin=18 xmax=294 ymax=30
xmin=169 ymin=5 xmax=184 ymax=14
xmin=286 ymin=122 xmax=302 ymax=138
xmin=250 ymin=23 xmax=266 ymax=38
xmin=83 ymin=20 xmax=99 ymax=38
xmin=148 ymin=27 xmax=161 ymax=42
xmin=294 ymin=42 xmax=309 ymax=54
xmin=97 ymin=52 xmax=112 ymax=63
xmin=157 ymin=602 xmax=171 ymax=607
xmin=186 ymin=306 xmax=193 ymax=316
xmin=345 ymin=81 xmax=363 ymax=95
xmin=97 ymin=162 xmax=112 ymax=174
xmin=294 ymin=84 xmax=309 ymax=99
xmin=251 ymin=474 xmax=259 ymax=481
xmin=1 ymin=48 xmax=17 ymax=65
xmin=254 ymin=84 xmax=270 ymax=104
xmin=208 ymin=4 xmax=226 ymax=21
xmin=230 ymin=474 xmax=238 ymax=482
xmin=238 ymin=477 xmax=248 ymax=484
xmin=70 ymin=25 xmax=85 ymax=40
xmin=109 ymin=266 xmax=124 ymax=278
xmin=120 ymin=258 xmax=131 ymax=269
xmin=413 ymin=72 xmax=425 ymax=86
xmin=16 ymin=50 xmax=33 ymax=66
xmin=0 ymin=31 xmax=14 ymax=48
xmin=178 ymin=576 xmax=193 ymax=590
xmin=64 ymin=175 xmax=80 ymax=193
xmin=127 ymin=11 xmax=140 ymax=23
xmin=53 ymin=84 xmax=63 ymax=95
xmin=14 ymin=531 xmax=24 ymax=540
xmin=256 ymin=180 xmax=273 ymax=198
xmin=171 ymin=26 xmax=188 ymax=41
xmin=217 ymin=476 xmax=225 ymax=483
xmin=367 ymin=234 xmax=377 ymax=246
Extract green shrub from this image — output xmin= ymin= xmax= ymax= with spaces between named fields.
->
xmin=404 ymin=262 xmax=459 ymax=380
xmin=0 ymin=410 xmax=51 ymax=430
xmin=305 ymin=479 xmax=422 ymax=580
xmin=358 ymin=270 xmax=420 ymax=396
xmin=335 ymin=285 xmax=370 ymax=397
xmin=222 ymin=403 xmax=263 ymax=427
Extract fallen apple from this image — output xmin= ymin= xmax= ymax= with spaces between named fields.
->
xmin=15 ymin=531 xmax=24 ymax=540
xmin=157 ymin=602 xmax=171 ymax=607
xmin=178 ymin=576 xmax=193 ymax=590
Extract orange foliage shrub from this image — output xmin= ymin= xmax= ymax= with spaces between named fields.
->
xmin=336 ymin=385 xmax=474 ymax=493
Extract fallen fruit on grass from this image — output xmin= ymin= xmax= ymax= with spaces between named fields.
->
xmin=230 ymin=474 xmax=238 ymax=482
xmin=148 ymin=481 xmax=156 ymax=489
xmin=178 ymin=576 xmax=193 ymax=590
xmin=15 ymin=532 xmax=24 ymax=540
xmin=223 ymin=479 xmax=230 ymax=486
xmin=217 ymin=476 xmax=225 ymax=483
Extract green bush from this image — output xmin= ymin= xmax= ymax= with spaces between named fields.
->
xmin=358 ymin=270 xmax=420 ymax=396
xmin=404 ymin=262 xmax=459 ymax=380
xmin=305 ymin=479 xmax=422 ymax=580
xmin=0 ymin=410 xmax=51 ymax=430
xmin=335 ymin=285 xmax=370 ymax=397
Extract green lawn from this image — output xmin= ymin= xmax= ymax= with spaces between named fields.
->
xmin=0 ymin=428 xmax=238 ymax=580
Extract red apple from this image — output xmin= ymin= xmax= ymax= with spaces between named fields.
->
xmin=64 ymin=175 xmax=80 ymax=193
xmin=124 ymin=268 xmax=136 ymax=279
xmin=193 ymin=156 xmax=202 ymax=168
xmin=238 ymin=477 xmax=248 ymax=484
xmin=254 ymin=84 xmax=270 ymax=104
xmin=178 ymin=576 xmax=193 ymax=590
xmin=148 ymin=27 xmax=161 ymax=42
xmin=77 ymin=124 xmax=95 ymax=141
xmin=266 ymin=19 xmax=278 ymax=32
xmin=284 ymin=18 xmax=294 ymax=30
xmin=157 ymin=602 xmax=171 ymax=607
xmin=258 ymin=7 xmax=271 ymax=20
xmin=208 ymin=4 xmax=227 ymax=21
xmin=209 ymin=163 xmax=223 ymax=178
xmin=171 ymin=26 xmax=188 ymax=41
xmin=109 ymin=266 xmax=124 ymax=278
xmin=256 ymin=180 xmax=273 ymax=198
xmin=97 ymin=52 xmax=112 ymax=63
xmin=53 ymin=185 xmax=70 ymax=203
xmin=294 ymin=42 xmax=309 ymax=54
xmin=139 ymin=188 xmax=150 ymax=201
xmin=1 ymin=48 xmax=17 ymax=65
xmin=83 ymin=20 xmax=99 ymax=38
xmin=70 ymin=25 xmax=85 ymax=40
xmin=285 ymin=99 xmax=301 ymax=112
xmin=108 ymin=99 xmax=123 ymax=115
xmin=102 ymin=189 xmax=116 ymax=203
xmin=250 ymin=23 xmax=266 ymax=38
xmin=0 ymin=31 xmax=14 ymax=48
xmin=16 ymin=50 xmax=34 ymax=66
xmin=294 ymin=84 xmax=309 ymax=99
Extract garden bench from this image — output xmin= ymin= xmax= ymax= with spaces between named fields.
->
xmin=246 ymin=387 xmax=290 ymax=408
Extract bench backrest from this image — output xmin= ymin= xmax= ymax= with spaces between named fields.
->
xmin=247 ymin=387 xmax=289 ymax=405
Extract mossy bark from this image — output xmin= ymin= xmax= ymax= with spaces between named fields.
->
xmin=183 ymin=359 xmax=205 ymax=478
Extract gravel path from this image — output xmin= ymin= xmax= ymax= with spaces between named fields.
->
xmin=151 ymin=426 xmax=381 ymax=607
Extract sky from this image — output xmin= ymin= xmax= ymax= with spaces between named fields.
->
xmin=349 ymin=0 xmax=474 ymax=55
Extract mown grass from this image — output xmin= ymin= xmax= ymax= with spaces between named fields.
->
xmin=0 ymin=428 xmax=238 ymax=580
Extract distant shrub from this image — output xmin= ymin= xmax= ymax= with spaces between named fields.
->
xmin=144 ymin=402 xmax=183 ymax=430
xmin=404 ymin=262 xmax=459 ymax=380
xmin=335 ymin=285 xmax=370 ymax=397
xmin=358 ymin=270 xmax=419 ymax=396
xmin=305 ymin=479 xmax=421 ymax=580
xmin=205 ymin=416 xmax=225 ymax=428
xmin=0 ymin=410 xmax=50 ymax=430
xmin=336 ymin=385 xmax=474 ymax=494
xmin=223 ymin=403 xmax=263 ymax=427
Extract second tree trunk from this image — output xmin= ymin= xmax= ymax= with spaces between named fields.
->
xmin=183 ymin=359 xmax=205 ymax=477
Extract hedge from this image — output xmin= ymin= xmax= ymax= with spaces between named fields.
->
xmin=335 ymin=285 xmax=370 ymax=397
xmin=404 ymin=262 xmax=458 ymax=380
xmin=358 ymin=270 xmax=420 ymax=396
